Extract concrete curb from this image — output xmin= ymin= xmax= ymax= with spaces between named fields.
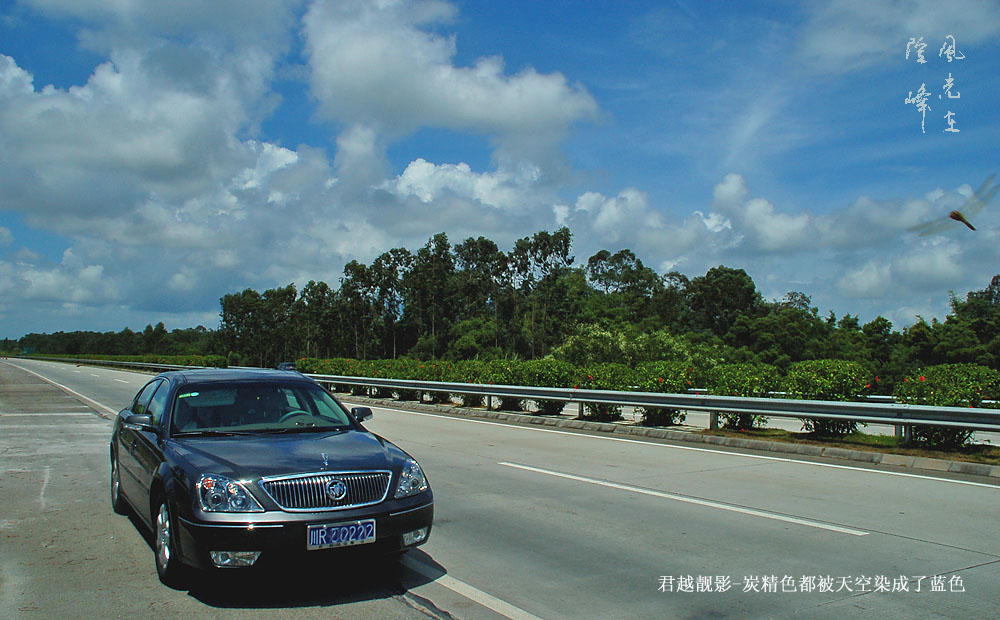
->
xmin=344 ymin=395 xmax=1000 ymax=480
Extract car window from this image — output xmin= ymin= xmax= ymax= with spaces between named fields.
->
xmin=308 ymin=387 xmax=351 ymax=420
xmin=281 ymin=388 xmax=302 ymax=410
xmin=146 ymin=382 xmax=170 ymax=427
xmin=132 ymin=380 xmax=162 ymax=416
xmin=171 ymin=382 xmax=353 ymax=434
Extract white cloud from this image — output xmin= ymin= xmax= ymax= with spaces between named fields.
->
xmin=892 ymin=241 xmax=964 ymax=289
xmin=836 ymin=260 xmax=892 ymax=298
xmin=333 ymin=124 xmax=388 ymax=193
xmin=709 ymin=174 xmax=814 ymax=252
xmin=236 ymin=141 xmax=298 ymax=191
xmin=303 ymin=0 xmax=598 ymax=164
xmin=0 ymin=55 xmax=34 ymax=94
xmin=712 ymin=173 xmax=748 ymax=208
xmin=0 ymin=49 xmax=270 ymax=221
xmin=18 ymin=260 xmax=119 ymax=305
xmin=0 ymin=226 xmax=13 ymax=246
xmin=168 ymin=270 xmax=197 ymax=292
xmin=570 ymin=189 xmax=667 ymax=245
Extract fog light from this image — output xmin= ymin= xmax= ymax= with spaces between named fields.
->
xmin=402 ymin=527 xmax=429 ymax=546
xmin=210 ymin=550 xmax=261 ymax=567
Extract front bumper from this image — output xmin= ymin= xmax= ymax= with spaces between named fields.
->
xmin=175 ymin=496 xmax=433 ymax=570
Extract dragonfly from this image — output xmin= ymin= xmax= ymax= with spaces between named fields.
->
xmin=908 ymin=173 xmax=998 ymax=236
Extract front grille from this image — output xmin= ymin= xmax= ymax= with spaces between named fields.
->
xmin=259 ymin=471 xmax=392 ymax=512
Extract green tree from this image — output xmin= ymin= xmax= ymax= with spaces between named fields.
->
xmin=219 ymin=288 xmax=264 ymax=365
xmin=402 ymin=233 xmax=457 ymax=358
xmin=685 ymin=266 xmax=762 ymax=337
xmin=339 ymin=262 xmax=377 ymax=359
xmin=296 ymin=280 xmax=337 ymax=359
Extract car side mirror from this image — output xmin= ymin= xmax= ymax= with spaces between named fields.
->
xmin=351 ymin=407 xmax=373 ymax=422
xmin=124 ymin=413 xmax=156 ymax=433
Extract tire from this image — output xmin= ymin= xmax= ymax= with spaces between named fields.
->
xmin=154 ymin=499 xmax=186 ymax=588
xmin=110 ymin=454 xmax=127 ymax=515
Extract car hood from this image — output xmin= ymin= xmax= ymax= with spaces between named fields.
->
xmin=168 ymin=430 xmax=402 ymax=480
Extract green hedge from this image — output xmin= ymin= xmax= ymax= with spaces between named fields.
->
xmin=634 ymin=361 xmax=697 ymax=426
xmin=706 ymin=363 xmax=780 ymax=430
xmin=480 ymin=360 xmax=527 ymax=411
xmin=521 ymin=359 xmax=579 ymax=415
xmin=782 ymin=360 xmax=870 ymax=437
xmin=893 ymin=364 xmax=1000 ymax=448
xmin=578 ymin=363 xmax=633 ymax=421
xmin=294 ymin=356 xmax=988 ymax=451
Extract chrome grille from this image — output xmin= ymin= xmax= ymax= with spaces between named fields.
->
xmin=259 ymin=471 xmax=392 ymax=512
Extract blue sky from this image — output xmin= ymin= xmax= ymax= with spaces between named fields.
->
xmin=1 ymin=0 xmax=999 ymax=338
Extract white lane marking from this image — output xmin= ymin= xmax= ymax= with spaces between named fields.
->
xmin=1 ymin=413 xmax=100 ymax=417
xmin=5 ymin=424 xmax=111 ymax=430
xmin=6 ymin=363 xmax=118 ymax=415
xmin=401 ymin=556 xmax=546 ymax=620
xmin=114 ymin=379 xmax=130 ymax=383
xmin=353 ymin=403 xmax=1000 ymax=490
xmin=500 ymin=462 xmax=870 ymax=536
xmin=40 ymin=466 xmax=51 ymax=511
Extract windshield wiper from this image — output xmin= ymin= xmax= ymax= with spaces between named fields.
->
xmin=173 ymin=429 xmax=259 ymax=437
xmin=261 ymin=426 xmax=346 ymax=435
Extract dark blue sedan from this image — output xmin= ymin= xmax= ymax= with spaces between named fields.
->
xmin=109 ymin=368 xmax=433 ymax=586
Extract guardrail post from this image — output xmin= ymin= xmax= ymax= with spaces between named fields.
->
xmin=486 ymin=395 xmax=492 ymax=410
xmin=710 ymin=411 xmax=719 ymax=430
xmin=579 ymin=402 xmax=584 ymax=418
xmin=895 ymin=408 xmax=913 ymax=445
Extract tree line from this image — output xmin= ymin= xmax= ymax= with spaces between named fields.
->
xmin=8 ymin=228 xmax=1000 ymax=393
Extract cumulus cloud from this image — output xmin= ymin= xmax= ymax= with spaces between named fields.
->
xmin=0 ymin=50 xmax=269 ymax=220
xmin=709 ymin=175 xmax=813 ymax=252
xmin=303 ymin=0 xmax=599 ymax=164
xmin=385 ymin=158 xmax=541 ymax=211
xmin=836 ymin=260 xmax=893 ymax=299
xmin=17 ymin=254 xmax=119 ymax=306
xmin=555 ymin=170 xmax=998 ymax=328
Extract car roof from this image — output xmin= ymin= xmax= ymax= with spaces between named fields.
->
xmin=156 ymin=368 xmax=315 ymax=388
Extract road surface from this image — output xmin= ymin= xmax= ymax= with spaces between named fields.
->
xmin=2 ymin=359 xmax=997 ymax=619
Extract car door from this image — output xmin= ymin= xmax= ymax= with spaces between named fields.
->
xmin=116 ymin=380 xmax=162 ymax=515
xmin=130 ymin=381 xmax=171 ymax=521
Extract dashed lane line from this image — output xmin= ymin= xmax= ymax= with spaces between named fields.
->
xmin=499 ymin=462 xmax=870 ymax=536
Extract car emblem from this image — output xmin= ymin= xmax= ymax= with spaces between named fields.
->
xmin=321 ymin=452 xmax=329 ymax=468
xmin=326 ymin=479 xmax=348 ymax=502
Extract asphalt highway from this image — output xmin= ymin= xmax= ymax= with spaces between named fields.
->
xmin=2 ymin=359 xmax=998 ymax=620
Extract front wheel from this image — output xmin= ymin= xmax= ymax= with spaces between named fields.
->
xmin=154 ymin=499 xmax=186 ymax=588
xmin=110 ymin=454 xmax=127 ymax=515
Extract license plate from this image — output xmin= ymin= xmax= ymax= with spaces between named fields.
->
xmin=306 ymin=519 xmax=376 ymax=550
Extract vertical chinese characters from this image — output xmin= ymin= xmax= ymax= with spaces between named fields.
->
xmin=903 ymin=35 xmax=966 ymax=133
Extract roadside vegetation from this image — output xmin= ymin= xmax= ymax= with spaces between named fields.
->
xmin=6 ymin=229 xmax=999 ymax=455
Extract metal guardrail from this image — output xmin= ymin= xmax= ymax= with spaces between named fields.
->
xmin=17 ymin=356 xmax=1000 ymax=433
xmin=307 ymin=374 xmax=1000 ymax=433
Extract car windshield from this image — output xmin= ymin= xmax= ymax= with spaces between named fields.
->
xmin=170 ymin=382 xmax=353 ymax=435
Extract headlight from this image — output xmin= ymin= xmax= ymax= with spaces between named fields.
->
xmin=197 ymin=474 xmax=264 ymax=512
xmin=394 ymin=458 xmax=429 ymax=498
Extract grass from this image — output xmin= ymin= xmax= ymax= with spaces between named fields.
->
xmin=698 ymin=427 xmax=1000 ymax=466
